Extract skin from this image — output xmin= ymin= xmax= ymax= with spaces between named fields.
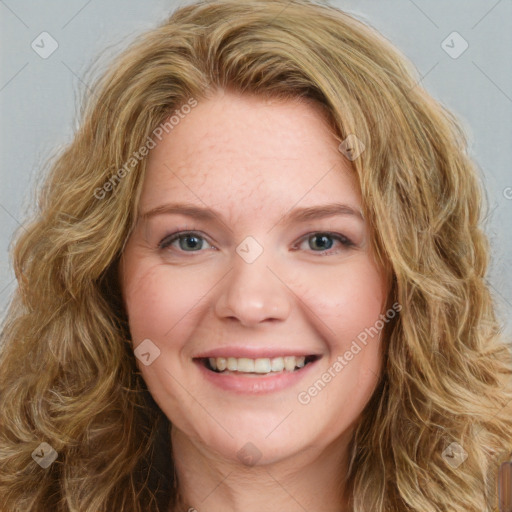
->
xmin=119 ymin=89 xmax=389 ymax=512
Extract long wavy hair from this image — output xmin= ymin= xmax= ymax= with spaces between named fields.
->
xmin=1 ymin=0 xmax=511 ymax=510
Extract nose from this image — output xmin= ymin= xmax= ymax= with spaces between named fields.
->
xmin=214 ymin=248 xmax=292 ymax=327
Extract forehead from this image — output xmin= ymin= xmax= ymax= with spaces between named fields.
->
xmin=140 ymin=90 xmax=361 ymax=213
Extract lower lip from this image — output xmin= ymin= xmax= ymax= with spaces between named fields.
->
xmin=194 ymin=358 xmax=320 ymax=394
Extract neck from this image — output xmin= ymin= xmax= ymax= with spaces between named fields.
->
xmin=170 ymin=427 xmax=352 ymax=512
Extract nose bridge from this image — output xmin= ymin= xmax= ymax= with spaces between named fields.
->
xmin=214 ymin=235 xmax=291 ymax=326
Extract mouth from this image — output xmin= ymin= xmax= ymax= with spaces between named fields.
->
xmin=198 ymin=354 xmax=321 ymax=375
xmin=194 ymin=353 xmax=322 ymax=394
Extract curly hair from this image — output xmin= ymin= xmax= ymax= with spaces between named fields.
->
xmin=1 ymin=0 xmax=511 ymax=510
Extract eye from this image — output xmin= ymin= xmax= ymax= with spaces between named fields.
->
xmin=158 ymin=230 xmax=355 ymax=255
xmin=158 ymin=231 xmax=214 ymax=252
xmin=295 ymin=232 xmax=355 ymax=254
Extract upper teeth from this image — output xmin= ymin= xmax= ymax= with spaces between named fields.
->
xmin=208 ymin=356 xmax=306 ymax=373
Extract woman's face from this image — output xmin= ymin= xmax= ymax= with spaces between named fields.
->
xmin=119 ymin=90 xmax=389 ymax=466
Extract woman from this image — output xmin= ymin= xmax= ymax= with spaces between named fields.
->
xmin=1 ymin=1 xmax=511 ymax=510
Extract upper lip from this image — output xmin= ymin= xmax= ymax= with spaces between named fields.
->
xmin=193 ymin=346 xmax=321 ymax=359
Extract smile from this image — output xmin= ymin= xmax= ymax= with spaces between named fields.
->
xmin=194 ymin=354 xmax=321 ymax=394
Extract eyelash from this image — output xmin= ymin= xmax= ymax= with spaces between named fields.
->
xmin=157 ymin=229 xmax=355 ymax=255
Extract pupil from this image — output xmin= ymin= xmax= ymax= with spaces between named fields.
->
xmin=312 ymin=234 xmax=332 ymax=250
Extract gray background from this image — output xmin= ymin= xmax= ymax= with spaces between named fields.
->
xmin=1 ymin=0 xmax=511 ymax=336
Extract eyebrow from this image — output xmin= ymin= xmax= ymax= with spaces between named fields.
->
xmin=139 ymin=202 xmax=364 ymax=224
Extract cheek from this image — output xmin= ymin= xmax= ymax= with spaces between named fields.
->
xmin=300 ymin=258 xmax=387 ymax=346
xmin=122 ymin=260 xmax=212 ymax=342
